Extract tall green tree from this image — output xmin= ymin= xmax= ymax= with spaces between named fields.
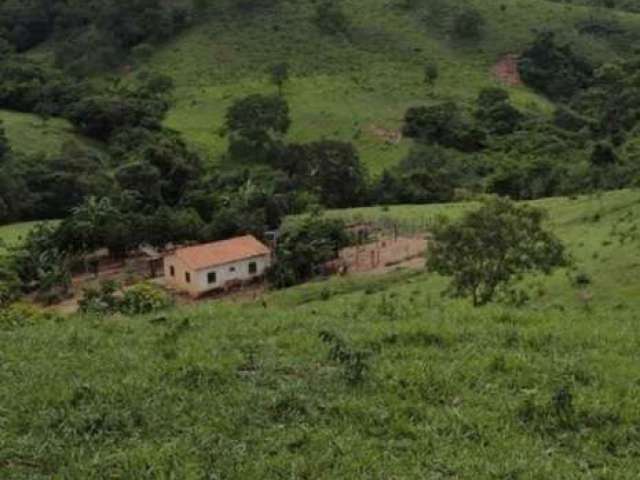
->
xmin=268 ymin=214 xmax=350 ymax=288
xmin=224 ymin=94 xmax=291 ymax=161
xmin=286 ymin=140 xmax=367 ymax=208
xmin=427 ymin=198 xmax=568 ymax=306
xmin=475 ymin=87 xmax=523 ymax=135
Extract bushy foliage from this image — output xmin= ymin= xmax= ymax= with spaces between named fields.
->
xmin=314 ymin=0 xmax=351 ymax=36
xmin=403 ymin=102 xmax=485 ymax=152
xmin=475 ymin=88 xmax=523 ymax=135
xmin=371 ymin=145 xmax=480 ymax=205
xmin=78 ymin=280 xmax=120 ymax=315
xmin=450 ymin=6 xmax=485 ymax=41
xmin=67 ymin=93 xmax=168 ymax=141
xmin=285 ymin=141 xmax=368 ymax=208
xmin=268 ymin=214 xmax=351 ymax=288
xmin=0 ymin=0 xmax=190 ymax=72
xmin=428 ymin=198 xmax=568 ymax=306
xmin=518 ymin=32 xmax=594 ymax=100
xmin=225 ymin=94 xmax=291 ymax=161
xmin=79 ymin=280 xmax=172 ymax=316
xmin=120 ymin=282 xmax=173 ymax=315
xmin=0 ymin=302 xmax=60 ymax=330
xmin=319 ymin=330 xmax=371 ymax=385
xmin=487 ymin=157 xmax=570 ymax=200
xmin=0 ymin=55 xmax=86 ymax=114
xmin=9 ymin=222 xmax=72 ymax=300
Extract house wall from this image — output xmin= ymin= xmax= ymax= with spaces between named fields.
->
xmin=164 ymin=254 xmax=271 ymax=297
xmin=164 ymin=255 xmax=200 ymax=296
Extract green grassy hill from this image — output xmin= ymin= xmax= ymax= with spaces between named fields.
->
xmin=145 ymin=0 xmax=638 ymax=172
xmin=0 ymin=221 xmax=44 ymax=254
xmin=3 ymin=190 xmax=640 ymax=478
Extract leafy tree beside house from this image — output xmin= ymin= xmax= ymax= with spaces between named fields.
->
xmin=269 ymin=214 xmax=351 ymax=288
xmin=427 ymin=198 xmax=568 ymax=306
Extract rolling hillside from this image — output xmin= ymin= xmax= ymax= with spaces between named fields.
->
xmin=3 ymin=190 xmax=640 ymax=478
xmin=144 ymin=0 xmax=639 ymax=172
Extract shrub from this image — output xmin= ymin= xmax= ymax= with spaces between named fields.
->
xmin=518 ymin=31 xmax=593 ymax=100
xmin=119 ymin=282 xmax=173 ymax=315
xmin=451 ymin=7 xmax=485 ymax=41
xmin=403 ymin=102 xmax=485 ymax=152
xmin=0 ymin=302 xmax=61 ymax=330
xmin=572 ymin=271 xmax=593 ymax=288
xmin=78 ymin=280 xmax=120 ymax=315
xmin=591 ymin=141 xmax=618 ymax=167
xmin=475 ymin=88 xmax=523 ymax=135
xmin=314 ymin=0 xmax=351 ymax=36
xmin=319 ymin=330 xmax=371 ymax=385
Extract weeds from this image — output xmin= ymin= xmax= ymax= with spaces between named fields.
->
xmin=518 ymin=386 xmax=621 ymax=436
xmin=319 ymin=330 xmax=371 ymax=385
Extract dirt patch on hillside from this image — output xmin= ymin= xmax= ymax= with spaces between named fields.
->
xmin=492 ymin=54 xmax=522 ymax=86
xmin=368 ymin=125 xmax=403 ymax=145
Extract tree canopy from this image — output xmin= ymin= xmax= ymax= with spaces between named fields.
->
xmin=427 ymin=198 xmax=568 ymax=306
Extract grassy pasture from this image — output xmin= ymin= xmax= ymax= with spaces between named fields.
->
xmin=0 ymin=110 xmax=86 ymax=157
xmin=2 ymin=190 xmax=640 ymax=478
xmin=0 ymin=221 xmax=48 ymax=254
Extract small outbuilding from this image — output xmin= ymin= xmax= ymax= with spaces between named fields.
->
xmin=164 ymin=235 xmax=272 ymax=297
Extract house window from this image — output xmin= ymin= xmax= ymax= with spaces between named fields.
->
xmin=185 ymin=272 xmax=191 ymax=283
xmin=229 ymin=266 xmax=236 ymax=273
xmin=170 ymin=266 xmax=175 ymax=277
xmin=208 ymin=271 xmax=217 ymax=284
xmin=249 ymin=262 xmax=257 ymax=275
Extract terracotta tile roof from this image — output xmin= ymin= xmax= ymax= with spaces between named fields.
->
xmin=173 ymin=235 xmax=271 ymax=271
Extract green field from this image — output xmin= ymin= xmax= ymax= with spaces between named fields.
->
xmin=0 ymin=221 xmax=45 ymax=254
xmin=148 ymin=0 xmax=634 ymax=173
xmin=0 ymin=110 xmax=86 ymax=157
xmin=2 ymin=190 xmax=640 ymax=478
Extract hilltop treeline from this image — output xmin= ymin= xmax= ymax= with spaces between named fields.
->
xmin=0 ymin=0 xmax=191 ymax=73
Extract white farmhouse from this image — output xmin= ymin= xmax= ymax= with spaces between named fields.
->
xmin=163 ymin=235 xmax=272 ymax=297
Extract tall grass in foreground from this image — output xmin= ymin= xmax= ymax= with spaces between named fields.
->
xmin=2 ymin=287 xmax=640 ymax=478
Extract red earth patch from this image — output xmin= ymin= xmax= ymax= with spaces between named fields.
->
xmin=492 ymin=54 xmax=522 ymax=86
